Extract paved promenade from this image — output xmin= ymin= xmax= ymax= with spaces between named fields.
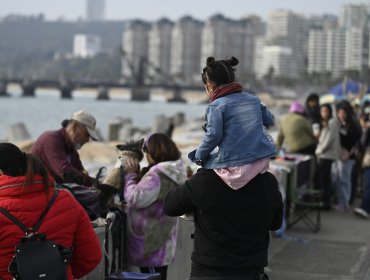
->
xmin=167 ymin=200 xmax=370 ymax=280
xmin=268 ymin=203 xmax=370 ymax=280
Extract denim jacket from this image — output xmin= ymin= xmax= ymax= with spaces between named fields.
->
xmin=188 ymin=92 xmax=277 ymax=169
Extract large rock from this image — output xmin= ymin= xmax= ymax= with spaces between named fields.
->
xmin=6 ymin=122 xmax=31 ymax=142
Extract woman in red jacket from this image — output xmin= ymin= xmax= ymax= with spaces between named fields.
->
xmin=0 ymin=143 xmax=102 ymax=280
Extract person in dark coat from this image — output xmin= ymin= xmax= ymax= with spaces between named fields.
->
xmin=304 ymin=93 xmax=321 ymax=125
xmin=164 ymin=168 xmax=283 ymax=280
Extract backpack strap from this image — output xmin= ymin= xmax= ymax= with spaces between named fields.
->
xmin=0 ymin=207 xmax=29 ymax=232
xmin=0 ymin=190 xmax=59 ymax=233
xmin=32 ymin=190 xmax=59 ymax=232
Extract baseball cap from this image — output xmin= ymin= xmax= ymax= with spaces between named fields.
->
xmin=71 ymin=110 xmax=99 ymax=141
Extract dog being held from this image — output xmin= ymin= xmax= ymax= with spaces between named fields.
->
xmin=102 ymin=138 xmax=144 ymax=204
xmin=116 ymin=138 xmax=144 ymax=169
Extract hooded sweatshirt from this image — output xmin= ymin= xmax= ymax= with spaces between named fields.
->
xmin=124 ymin=159 xmax=187 ymax=267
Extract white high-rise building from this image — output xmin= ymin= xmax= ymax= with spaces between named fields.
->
xmin=266 ymin=10 xmax=307 ymax=77
xmin=339 ymin=4 xmax=370 ymax=29
xmin=326 ymin=29 xmax=346 ymax=78
xmin=255 ymin=45 xmax=295 ymax=79
xmin=307 ymin=28 xmax=351 ymax=79
xmin=121 ymin=20 xmax=151 ymax=83
xmin=170 ymin=16 xmax=203 ymax=85
xmin=86 ymin=0 xmax=105 ymax=21
xmin=201 ymin=14 xmax=255 ymax=82
xmin=307 ymin=29 xmax=328 ymax=74
xmin=253 ymin=37 xmax=266 ymax=78
xmin=345 ymin=27 xmax=370 ymax=72
xmin=73 ymin=34 xmax=101 ymax=58
xmin=201 ymin=15 xmax=231 ymax=64
xmin=147 ymin=18 xmax=174 ymax=84
xmin=308 ymin=28 xmax=370 ymax=77
xmin=242 ymin=14 xmax=265 ymax=36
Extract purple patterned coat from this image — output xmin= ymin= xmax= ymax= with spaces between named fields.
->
xmin=124 ymin=159 xmax=187 ymax=267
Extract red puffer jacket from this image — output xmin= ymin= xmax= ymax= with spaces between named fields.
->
xmin=0 ymin=175 xmax=102 ymax=280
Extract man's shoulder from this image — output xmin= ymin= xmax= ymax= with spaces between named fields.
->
xmin=36 ymin=129 xmax=62 ymax=140
xmin=188 ymin=168 xmax=217 ymax=186
xmin=33 ymin=129 xmax=65 ymax=150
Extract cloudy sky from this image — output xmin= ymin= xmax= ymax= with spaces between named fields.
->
xmin=0 ymin=0 xmax=363 ymax=21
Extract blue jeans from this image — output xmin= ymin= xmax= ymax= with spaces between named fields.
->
xmin=361 ymin=168 xmax=370 ymax=213
xmin=335 ymin=159 xmax=355 ymax=211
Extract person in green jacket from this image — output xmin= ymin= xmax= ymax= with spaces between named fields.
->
xmin=277 ymin=100 xmax=317 ymax=155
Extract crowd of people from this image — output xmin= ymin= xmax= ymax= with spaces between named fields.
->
xmin=0 ymin=55 xmax=284 ymax=280
xmin=277 ymin=93 xmax=370 ymax=216
xmin=4 ymin=54 xmax=369 ymax=280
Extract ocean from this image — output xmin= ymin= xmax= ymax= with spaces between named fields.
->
xmin=0 ymin=90 xmax=207 ymax=141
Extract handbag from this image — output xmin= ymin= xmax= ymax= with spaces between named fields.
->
xmin=362 ymin=148 xmax=370 ymax=168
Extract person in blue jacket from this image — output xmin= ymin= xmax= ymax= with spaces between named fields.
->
xmin=188 ymin=56 xmax=276 ymax=190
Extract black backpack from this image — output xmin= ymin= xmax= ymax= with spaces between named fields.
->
xmin=0 ymin=190 xmax=72 ymax=280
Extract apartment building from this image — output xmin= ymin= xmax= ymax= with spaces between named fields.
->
xmin=121 ymin=20 xmax=151 ymax=83
xmin=255 ymin=45 xmax=296 ymax=79
xmin=201 ymin=14 xmax=255 ymax=82
xmin=170 ymin=16 xmax=203 ymax=85
xmin=147 ymin=18 xmax=174 ymax=84
xmin=326 ymin=29 xmax=346 ymax=78
xmin=73 ymin=34 xmax=101 ymax=58
xmin=307 ymin=28 xmax=346 ymax=78
xmin=266 ymin=10 xmax=307 ymax=77
xmin=339 ymin=3 xmax=370 ymax=29
xmin=307 ymin=26 xmax=370 ymax=78
xmin=345 ymin=27 xmax=370 ymax=72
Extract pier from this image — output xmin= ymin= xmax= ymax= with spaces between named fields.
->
xmin=0 ymin=78 xmax=203 ymax=102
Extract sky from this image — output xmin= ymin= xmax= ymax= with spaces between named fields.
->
xmin=0 ymin=0 xmax=366 ymax=21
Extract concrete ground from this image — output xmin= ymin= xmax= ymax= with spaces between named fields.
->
xmin=168 ymin=200 xmax=370 ymax=280
xmin=84 ymin=200 xmax=370 ymax=280
xmin=267 ymin=203 xmax=370 ymax=280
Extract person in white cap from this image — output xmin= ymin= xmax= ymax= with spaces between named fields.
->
xmin=31 ymin=110 xmax=99 ymax=186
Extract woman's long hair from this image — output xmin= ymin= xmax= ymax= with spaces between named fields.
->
xmin=24 ymin=155 xmax=51 ymax=192
xmin=336 ymin=100 xmax=358 ymax=129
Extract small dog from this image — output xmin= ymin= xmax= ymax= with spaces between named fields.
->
xmin=102 ymin=139 xmax=145 ymax=202
xmin=116 ymin=138 xmax=145 ymax=165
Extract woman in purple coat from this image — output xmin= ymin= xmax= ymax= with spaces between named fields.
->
xmin=123 ymin=133 xmax=187 ymax=280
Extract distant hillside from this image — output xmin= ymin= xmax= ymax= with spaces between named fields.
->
xmin=0 ymin=18 xmax=126 ymax=80
xmin=0 ymin=19 xmax=125 ymax=55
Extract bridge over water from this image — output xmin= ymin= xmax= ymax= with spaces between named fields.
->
xmin=0 ymin=78 xmax=203 ymax=102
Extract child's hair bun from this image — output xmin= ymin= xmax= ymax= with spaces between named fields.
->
xmin=226 ymin=56 xmax=239 ymax=67
xmin=206 ymin=57 xmax=216 ymax=67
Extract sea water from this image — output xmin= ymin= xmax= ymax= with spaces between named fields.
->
xmin=0 ymin=91 xmax=207 ymax=140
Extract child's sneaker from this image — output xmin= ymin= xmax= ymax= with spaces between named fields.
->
xmin=353 ymin=208 xmax=369 ymax=219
